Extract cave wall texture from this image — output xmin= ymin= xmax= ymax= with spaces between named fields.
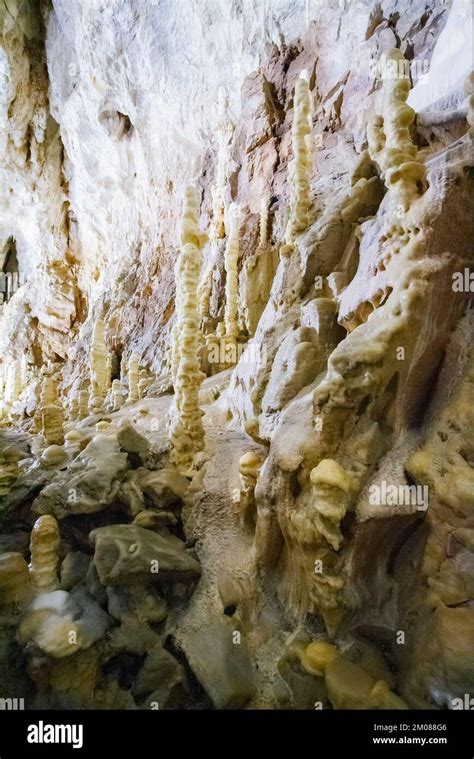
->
xmin=0 ymin=0 xmax=472 ymax=711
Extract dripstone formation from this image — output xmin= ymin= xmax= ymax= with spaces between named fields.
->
xmin=0 ymin=0 xmax=472 ymax=711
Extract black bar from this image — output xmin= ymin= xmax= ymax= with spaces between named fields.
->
xmin=0 ymin=709 xmax=471 ymax=757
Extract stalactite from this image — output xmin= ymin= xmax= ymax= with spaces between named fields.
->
xmin=29 ymin=515 xmax=60 ymax=595
xmin=285 ymin=70 xmax=312 ymax=245
xmin=128 ymin=354 xmax=139 ymax=403
xmin=169 ymin=186 xmax=206 ymax=473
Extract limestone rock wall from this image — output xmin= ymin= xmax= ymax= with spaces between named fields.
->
xmin=1 ymin=0 xmax=469 ymax=391
xmin=0 ymin=0 xmax=472 ymax=713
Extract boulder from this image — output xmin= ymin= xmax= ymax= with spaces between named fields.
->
xmin=179 ymin=619 xmax=256 ymax=709
xmin=90 ymin=524 xmax=201 ymax=586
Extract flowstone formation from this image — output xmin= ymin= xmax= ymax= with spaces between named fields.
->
xmin=0 ymin=0 xmax=472 ymax=713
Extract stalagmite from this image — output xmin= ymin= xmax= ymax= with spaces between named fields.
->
xmin=41 ymin=403 xmax=64 ymax=446
xmin=285 ymin=70 xmax=312 ymax=244
xmin=3 ymin=358 xmax=22 ymax=407
xmin=368 ymin=48 xmax=427 ymax=210
xmin=112 ymin=379 xmax=125 ymax=410
xmin=308 ymin=459 xmax=352 ymax=552
xmin=40 ymin=374 xmax=58 ymax=406
xmin=69 ymin=395 xmax=79 ymax=421
xmin=89 ymin=316 xmax=108 ymax=412
xmin=78 ymin=384 xmax=90 ymax=420
xmin=64 ymin=429 xmax=82 ymax=455
xmin=0 ymin=0 xmax=471 ymax=716
xmin=0 ymin=553 xmax=33 ymax=608
xmin=96 ymin=420 xmax=111 ymax=433
xmin=13 ymin=358 xmax=22 ymax=401
xmin=106 ymin=352 xmax=113 ymax=391
xmin=259 ymin=196 xmax=269 ymax=249
xmin=212 ymin=87 xmax=235 ymax=241
xmin=223 ymin=204 xmax=240 ymax=347
xmin=128 ymin=354 xmax=139 ymax=403
xmin=20 ymin=354 xmax=29 ymax=388
xmin=301 ymin=641 xmax=408 ymax=709
xmin=138 ymin=368 xmax=151 ymax=399
xmin=170 ymin=303 xmax=181 ymax=385
xmin=40 ymin=444 xmax=68 ymax=468
xmin=173 ymin=185 xmax=208 ymax=383
xmin=168 ymin=186 xmax=206 ymax=473
xmin=34 ymin=373 xmax=59 ymax=431
xmin=198 ymin=90 xmax=234 ymax=324
xmin=238 ymin=194 xmax=279 ymax=337
xmin=120 ymin=353 xmax=127 ymax=383
xmin=29 ymin=515 xmax=60 ymax=595
xmin=232 ymin=451 xmax=264 ymax=525
xmin=0 ymin=446 xmax=21 ymax=499
xmin=205 ymin=327 xmax=226 ymax=375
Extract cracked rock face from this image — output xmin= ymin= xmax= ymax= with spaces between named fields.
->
xmin=0 ymin=0 xmax=472 ymax=713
